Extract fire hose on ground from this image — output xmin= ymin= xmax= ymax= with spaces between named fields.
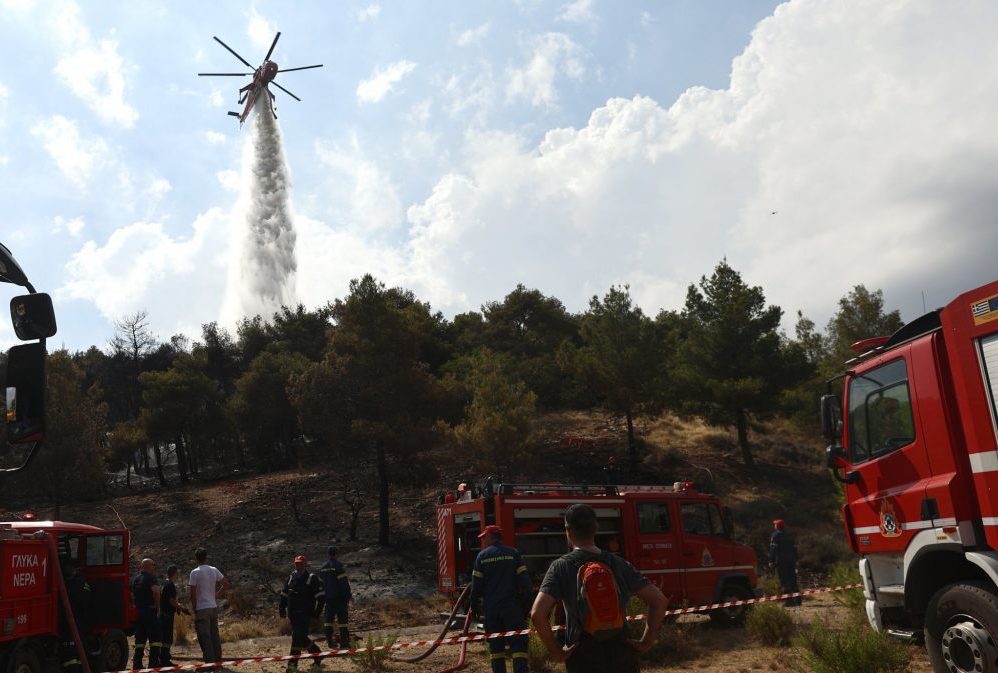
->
xmin=108 ymin=583 xmax=864 ymax=673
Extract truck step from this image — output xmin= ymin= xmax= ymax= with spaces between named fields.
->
xmin=878 ymin=584 xmax=905 ymax=596
xmin=885 ymin=628 xmax=917 ymax=643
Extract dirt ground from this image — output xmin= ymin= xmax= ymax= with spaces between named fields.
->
xmin=154 ymin=594 xmax=934 ymax=673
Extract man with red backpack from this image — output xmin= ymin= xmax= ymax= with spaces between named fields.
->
xmin=530 ymin=504 xmax=667 ymax=673
xmin=470 ymin=525 xmax=533 ymax=673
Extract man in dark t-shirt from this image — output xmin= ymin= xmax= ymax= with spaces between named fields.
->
xmin=160 ymin=565 xmax=191 ymax=666
xmin=531 ymin=504 xmax=667 ymax=673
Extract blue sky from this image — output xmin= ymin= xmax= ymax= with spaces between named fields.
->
xmin=2 ymin=0 xmax=997 ymax=351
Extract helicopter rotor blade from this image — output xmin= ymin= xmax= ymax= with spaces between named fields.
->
xmin=264 ymin=32 xmax=281 ymax=61
xmin=278 ymin=64 xmax=323 ymax=73
xmin=197 ymin=73 xmax=252 ymax=77
xmin=213 ymin=36 xmax=254 ymax=68
xmin=271 ymin=81 xmax=301 ymax=102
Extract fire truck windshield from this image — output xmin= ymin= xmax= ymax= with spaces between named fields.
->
xmin=847 ymin=358 xmax=915 ymax=462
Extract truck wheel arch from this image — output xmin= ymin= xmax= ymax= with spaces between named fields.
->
xmin=904 ymin=546 xmax=990 ymax=626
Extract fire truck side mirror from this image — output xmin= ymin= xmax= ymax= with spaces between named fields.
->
xmin=5 ymin=342 xmax=46 ymax=444
xmin=0 ymin=244 xmax=31 ymax=288
xmin=10 ymin=294 xmax=57 ymax=341
xmin=820 ymin=394 xmax=843 ymax=442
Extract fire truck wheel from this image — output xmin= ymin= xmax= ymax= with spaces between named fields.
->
xmin=709 ymin=582 xmax=752 ymax=627
xmin=925 ymin=582 xmax=998 ymax=673
xmin=7 ymin=646 xmax=40 ymax=673
xmin=98 ymin=630 xmax=129 ymax=673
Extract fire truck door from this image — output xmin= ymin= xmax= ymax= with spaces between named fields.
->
xmin=679 ymin=502 xmax=730 ymax=605
xmin=843 ymin=352 xmax=933 ymax=553
xmin=631 ymin=501 xmax=682 ymax=600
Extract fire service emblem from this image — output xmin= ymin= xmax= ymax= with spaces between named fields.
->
xmin=880 ymin=500 xmax=901 ymax=538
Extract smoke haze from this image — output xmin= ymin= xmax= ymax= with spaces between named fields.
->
xmin=222 ymin=94 xmax=298 ymax=325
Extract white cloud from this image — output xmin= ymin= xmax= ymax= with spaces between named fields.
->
xmin=557 ymin=0 xmax=595 ymax=24
xmin=51 ymin=1 xmax=137 ymax=128
xmin=356 ymin=3 xmax=381 ymax=22
xmin=403 ymin=1 xmax=998 ymax=329
xmin=314 ymin=137 xmax=405 ymax=234
xmin=216 ymin=169 xmax=240 ymax=192
xmin=506 ymin=33 xmax=584 ymax=107
xmin=59 ymin=208 xmax=234 ymax=333
xmin=205 ymin=130 xmax=227 ymax=145
xmin=209 ymin=89 xmax=225 ymax=108
xmin=30 ymin=115 xmax=108 ymax=190
xmin=456 ymin=22 xmax=490 ymax=47
xmin=356 ymin=60 xmax=417 ymax=104
xmin=640 ymin=11 xmax=656 ymax=27
xmin=246 ymin=7 xmax=276 ymax=53
xmin=444 ymin=64 xmax=497 ymax=119
xmin=53 ymin=216 xmax=85 ymax=238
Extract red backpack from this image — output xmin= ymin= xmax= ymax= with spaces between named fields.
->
xmin=576 ymin=557 xmax=625 ymax=640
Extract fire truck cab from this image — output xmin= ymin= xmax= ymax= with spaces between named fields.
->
xmin=436 ymin=481 xmax=758 ymax=624
xmin=0 ymin=521 xmax=134 ymax=673
xmin=822 ymin=279 xmax=998 ymax=673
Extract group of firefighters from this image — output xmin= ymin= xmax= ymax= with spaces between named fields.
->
xmin=59 ymin=546 xmax=354 ymax=672
xmin=56 ymin=511 xmax=797 ymax=673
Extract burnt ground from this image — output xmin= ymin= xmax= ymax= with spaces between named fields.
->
xmin=13 ymin=411 xmax=929 ymax=671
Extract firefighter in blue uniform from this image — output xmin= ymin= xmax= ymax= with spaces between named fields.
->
xmin=131 ymin=558 xmax=162 ymax=669
xmin=769 ymin=519 xmax=801 ymax=606
xmin=317 ymin=546 xmax=352 ymax=648
xmin=470 ymin=525 xmax=532 ymax=673
xmin=279 ymin=555 xmax=324 ymax=671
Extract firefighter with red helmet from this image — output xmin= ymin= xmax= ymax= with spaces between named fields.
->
xmin=769 ymin=519 xmax=801 ymax=606
xmin=470 ymin=525 xmax=532 ymax=673
xmin=279 ymin=555 xmax=324 ymax=671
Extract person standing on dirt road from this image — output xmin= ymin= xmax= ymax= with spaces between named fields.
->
xmin=189 ymin=548 xmax=230 ymax=669
xmin=469 ymin=525 xmax=532 ymax=673
xmin=131 ymin=558 xmax=163 ymax=669
xmin=279 ymin=555 xmax=324 ymax=671
xmin=530 ymin=504 xmax=667 ymax=673
xmin=317 ymin=545 xmax=352 ymax=649
xmin=160 ymin=564 xmax=191 ymax=666
xmin=769 ymin=519 xmax=801 ymax=606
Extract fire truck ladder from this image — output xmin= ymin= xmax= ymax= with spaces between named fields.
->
xmin=392 ymin=586 xmax=474 ymax=672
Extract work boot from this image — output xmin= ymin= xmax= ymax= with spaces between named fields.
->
xmin=133 ymin=647 xmax=145 ymax=670
xmin=286 ymin=648 xmax=300 ymax=673
xmin=159 ymin=647 xmax=174 ymax=667
xmin=339 ymin=627 xmax=350 ymax=648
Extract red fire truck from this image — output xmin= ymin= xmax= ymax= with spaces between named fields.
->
xmin=822 ymin=278 xmax=998 ymax=673
xmin=0 ymin=521 xmax=135 ymax=673
xmin=436 ymin=481 xmax=759 ymax=624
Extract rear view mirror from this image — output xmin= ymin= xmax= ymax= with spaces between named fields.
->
xmin=10 ymin=294 xmax=57 ymax=341
xmin=0 ymin=244 xmax=30 ymax=288
xmin=5 ymin=343 xmax=46 ymax=444
xmin=820 ymin=394 xmax=843 ymax=442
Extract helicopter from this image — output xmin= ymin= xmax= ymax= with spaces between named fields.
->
xmin=198 ymin=32 xmax=322 ymax=125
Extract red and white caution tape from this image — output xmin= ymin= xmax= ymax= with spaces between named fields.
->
xmin=114 ymin=583 xmax=863 ymax=673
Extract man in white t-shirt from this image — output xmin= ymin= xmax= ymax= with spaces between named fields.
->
xmin=189 ymin=548 xmax=230 ymax=668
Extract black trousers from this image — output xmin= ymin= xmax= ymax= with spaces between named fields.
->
xmin=288 ymin=614 xmax=321 ymax=667
xmin=565 ymin=633 xmax=638 ymax=673
xmin=161 ymin=612 xmax=175 ymax=647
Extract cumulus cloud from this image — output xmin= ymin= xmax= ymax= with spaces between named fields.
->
xmin=356 ymin=3 xmax=381 ymax=22
xmin=51 ymin=1 xmax=137 ymax=128
xmin=246 ymin=7 xmax=276 ymax=53
xmin=60 ymin=208 xmax=235 ymax=337
xmin=557 ymin=0 xmax=595 ymax=24
xmin=506 ymin=33 xmax=584 ymax=107
xmin=403 ymin=1 xmax=998 ymax=328
xmin=205 ymin=130 xmax=227 ymax=145
xmin=456 ymin=22 xmax=490 ymax=47
xmin=356 ymin=60 xmax=417 ymax=103
xmin=314 ymin=137 xmax=405 ymax=235
xmin=30 ymin=115 xmax=108 ymax=190
xmin=53 ymin=216 xmax=85 ymax=238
